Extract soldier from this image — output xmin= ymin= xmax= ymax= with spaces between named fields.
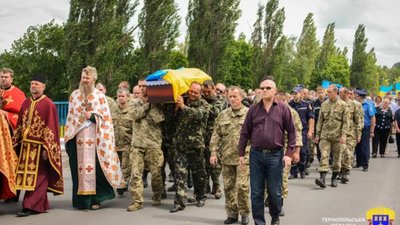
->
xmin=96 ymin=83 xmax=117 ymax=111
xmin=203 ymin=80 xmax=226 ymax=199
xmin=209 ymin=86 xmax=250 ymax=225
xmin=315 ymin=85 xmax=349 ymax=188
xmin=127 ymin=84 xmax=165 ymax=211
xmin=289 ymin=86 xmax=314 ymax=179
xmin=339 ymin=87 xmax=363 ymax=183
xmin=312 ymin=86 xmax=327 ymax=162
xmin=265 ymin=91 xmax=302 ymax=217
xmin=170 ymin=82 xmax=210 ymax=213
xmin=111 ymin=88 xmax=135 ymax=195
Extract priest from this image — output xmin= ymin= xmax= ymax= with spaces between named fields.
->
xmin=13 ymin=73 xmax=63 ymax=216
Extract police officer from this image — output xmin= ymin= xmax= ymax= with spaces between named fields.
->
xmin=354 ymin=89 xmax=376 ymax=172
xmin=315 ymin=85 xmax=349 ymax=188
xmin=289 ymin=86 xmax=314 ymax=179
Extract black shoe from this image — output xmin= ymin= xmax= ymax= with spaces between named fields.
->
xmin=315 ymin=172 xmax=326 ymax=188
xmin=372 ymin=154 xmax=377 ymax=158
xmin=167 ymin=185 xmax=176 ymax=192
xmin=380 ymin=154 xmax=385 ymax=158
xmin=241 ymin=216 xmax=249 ymax=225
xmin=300 ymin=171 xmax=306 ymax=179
xmin=16 ymin=209 xmax=34 ymax=217
xmin=143 ymin=179 xmax=148 ymax=188
xmin=288 ymin=174 xmax=297 ymax=179
xmin=196 ymin=199 xmax=205 ymax=207
xmin=353 ymin=164 xmax=361 ymax=168
xmin=187 ymin=196 xmax=196 ymax=203
xmin=271 ymin=216 xmax=280 ymax=225
xmin=362 ymin=167 xmax=368 ymax=172
xmin=397 ymin=155 xmax=400 ymax=158
xmin=117 ymin=188 xmax=124 ymax=196
xmin=170 ymin=204 xmax=185 ymax=213
xmin=161 ymin=189 xmax=167 ymax=199
xmin=279 ymin=209 xmax=285 ymax=217
xmin=224 ymin=217 xmax=238 ymax=224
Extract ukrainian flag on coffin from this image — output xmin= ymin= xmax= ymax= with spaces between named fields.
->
xmin=146 ymin=68 xmax=212 ymax=102
xmin=379 ymin=85 xmax=393 ymax=97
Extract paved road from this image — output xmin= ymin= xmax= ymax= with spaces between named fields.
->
xmin=1 ymin=144 xmax=399 ymax=225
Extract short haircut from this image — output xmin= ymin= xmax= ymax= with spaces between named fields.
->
xmin=275 ymin=91 xmax=287 ymax=101
xmin=0 ymin=67 xmax=14 ymax=77
xmin=117 ymin=88 xmax=130 ymax=95
xmin=95 ymin=83 xmax=105 ymax=89
xmin=119 ymin=81 xmax=130 ymax=90
xmin=203 ymin=80 xmax=215 ymax=88
xmin=190 ymin=81 xmax=203 ymax=90
xmin=316 ymin=86 xmax=324 ymax=92
xmin=328 ymin=84 xmax=338 ymax=93
xmin=227 ymin=85 xmax=245 ymax=98
xmin=82 ymin=66 xmax=98 ymax=80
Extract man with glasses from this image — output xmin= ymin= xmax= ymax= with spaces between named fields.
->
xmin=239 ymin=79 xmax=295 ymax=225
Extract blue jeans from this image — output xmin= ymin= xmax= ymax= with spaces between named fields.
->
xmin=250 ymin=148 xmax=284 ymax=225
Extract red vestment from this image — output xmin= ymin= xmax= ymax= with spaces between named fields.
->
xmin=12 ymin=95 xmax=63 ymax=212
xmin=0 ymin=85 xmax=26 ymax=130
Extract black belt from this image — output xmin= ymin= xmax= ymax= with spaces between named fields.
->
xmin=255 ymin=148 xmax=282 ymax=153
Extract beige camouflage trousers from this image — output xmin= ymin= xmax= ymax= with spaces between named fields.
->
xmin=117 ymin=146 xmax=133 ymax=184
xmin=222 ymin=164 xmax=250 ymax=218
xmin=318 ymin=139 xmax=344 ymax=173
xmin=129 ymin=146 xmax=164 ymax=205
xmin=341 ymin=138 xmax=357 ymax=172
xmin=265 ymin=164 xmax=290 ymax=199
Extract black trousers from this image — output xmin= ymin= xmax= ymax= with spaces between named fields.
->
xmin=372 ymin=129 xmax=390 ymax=156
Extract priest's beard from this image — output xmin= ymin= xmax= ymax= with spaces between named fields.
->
xmin=79 ymin=82 xmax=94 ymax=97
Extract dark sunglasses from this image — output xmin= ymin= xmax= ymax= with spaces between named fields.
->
xmin=260 ymin=86 xmax=273 ymax=90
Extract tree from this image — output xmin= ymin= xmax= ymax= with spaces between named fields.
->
xmin=250 ymin=4 xmax=264 ymax=87
xmin=260 ymin=0 xmax=285 ymax=84
xmin=350 ymin=24 xmax=368 ymax=89
xmin=0 ymin=21 xmax=68 ymax=100
xmin=64 ymin=0 xmax=139 ymax=94
xmin=292 ymin=13 xmax=319 ymax=86
xmin=270 ymin=36 xmax=296 ymax=91
xmin=138 ymin=0 xmax=181 ymax=76
xmin=311 ymin=23 xmax=336 ymax=88
xmin=217 ymin=34 xmax=254 ymax=90
xmin=187 ymin=0 xmax=241 ymax=80
xmin=167 ymin=50 xmax=189 ymax=69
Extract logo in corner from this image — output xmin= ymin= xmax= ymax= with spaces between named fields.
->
xmin=366 ymin=207 xmax=396 ymax=225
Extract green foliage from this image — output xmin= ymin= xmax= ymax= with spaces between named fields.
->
xmin=138 ymin=0 xmax=181 ymax=76
xmin=270 ymin=36 xmax=296 ymax=91
xmin=0 ymin=21 xmax=68 ymax=100
xmin=217 ymin=35 xmax=254 ymax=90
xmin=64 ymin=0 xmax=139 ymax=94
xmin=350 ymin=24 xmax=369 ymax=89
xmin=292 ymin=13 xmax=319 ymax=86
xmin=187 ymin=0 xmax=241 ymax=80
xmin=167 ymin=50 xmax=189 ymax=69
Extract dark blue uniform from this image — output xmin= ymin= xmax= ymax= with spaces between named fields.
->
xmin=289 ymin=100 xmax=314 ymax=177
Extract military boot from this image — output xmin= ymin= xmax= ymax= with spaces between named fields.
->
xmin=341 ymin=170 xmax=349 ymax=184
xmin=315 ymin=172 xmax=326 ymax=188
xmin=331 ymin=172 xmax=339 ymax=187
xmin=142 ymin=170 xmax=149 ymax=188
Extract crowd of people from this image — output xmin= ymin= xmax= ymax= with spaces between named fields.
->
xmin=1 ymin=66 xmax=400 ymax=225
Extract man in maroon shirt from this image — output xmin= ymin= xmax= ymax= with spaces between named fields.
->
xmin=239 ymin=79 xmax=296 ymax=225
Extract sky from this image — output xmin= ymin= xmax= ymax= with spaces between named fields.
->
xmin=0 ymin=0 xmax=399 ymax=67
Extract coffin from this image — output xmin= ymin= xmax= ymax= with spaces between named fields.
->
xmin=146 ymin=80 xmax=175 ymax=103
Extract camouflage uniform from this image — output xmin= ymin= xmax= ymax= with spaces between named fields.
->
xmin=111 ymin=105 xmax=135 ymax=184
xmin=316 ymin=97 xmax=349 ymax=173
xmin=161 ymin=104 xmax=177 ymax=185
xmin=173 ymin=98 xmax=210 ymax=205
xmin=129 ymin=100 xmax=165 ymax=207
xmin=210 ymin=106 xmax=250 ymax=219
xmin=204 ymin=94 xmax=226 ymax=195
xmin=342 ymin=99 xmax=364 ymax=172
xmin=106 ymin=95 xmax=117 ymax=112
xmin=266 ymin=107 xmax=303 ymax=199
